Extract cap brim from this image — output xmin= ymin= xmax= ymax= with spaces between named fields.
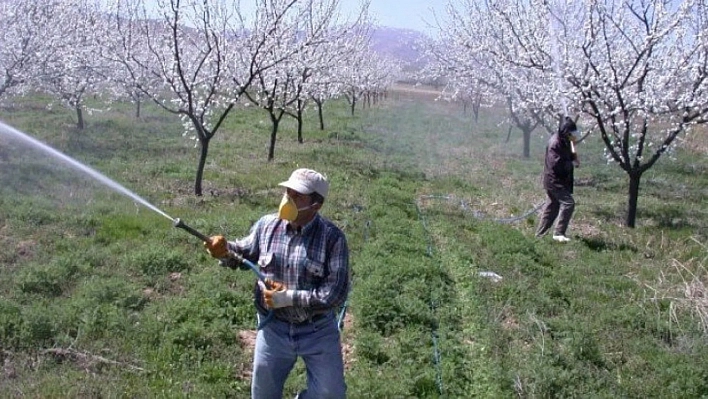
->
xmin=278 ymin=180 xmax=314 ymax=195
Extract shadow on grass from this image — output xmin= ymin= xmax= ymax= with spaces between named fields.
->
xmin=588 ymin=203 xmax=705 ymax=233
xmin=587 ymin=206 xmax=622 ymax=224
xmin=639 ymin=206 xmax=705 ymax=230
xmin=580 ymin=236 xmax=637 ymax=252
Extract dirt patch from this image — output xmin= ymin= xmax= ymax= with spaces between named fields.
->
xmin=237 ymin=330 xmax=256 ymax=380
xmin=140 ymin=273 xmax=185 ymax=300
xmin=572 ymin=220 xmax=603 ymax=239
xmin=36 ymin=348 xmax=145 ymax=373
xmin=340 ymin=313 xmax=356 ymax=371
xmin=500 ymin=309 xmax=520 ymax=330
xmin=16 ymin=239 xmax=35 ymax=259
xmin=391 ymin=83 xmax=443 ymax=98
xmin=142 ymin=287 xmax=156 ymax=299
xmin=2 ymin=353 xmax=17 ymax=380
xmin=165 ymin=272 xmax=186 ymax=295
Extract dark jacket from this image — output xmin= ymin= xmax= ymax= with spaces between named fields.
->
xmin=542 ymin=120 xmax=576 ymax=193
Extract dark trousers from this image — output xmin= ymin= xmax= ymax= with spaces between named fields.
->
xmin=536 ymin=188 xmax=575 ymax=237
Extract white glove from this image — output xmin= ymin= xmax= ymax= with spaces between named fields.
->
xmin=258 ymin=279 xmax=294 ymax=309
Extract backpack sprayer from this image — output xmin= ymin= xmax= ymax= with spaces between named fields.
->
xmin=172 ymin=218 xmax=274 ymax=328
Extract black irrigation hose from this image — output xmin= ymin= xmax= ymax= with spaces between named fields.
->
xmin=353 ymin=195 xmax=532 ymax=395
xmin=414 ymin=200 xmax=445 ymax=396
xmin=418 ymin=194 xmax=544 ymax=224
xmin=338 ymin=214 xmax=373 ymax=331
xmin=412 ymin=194 xmax=543 ymax=396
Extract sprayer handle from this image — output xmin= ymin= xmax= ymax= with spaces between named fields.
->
xmin=219 ymin=257 xmax=246 ymax=271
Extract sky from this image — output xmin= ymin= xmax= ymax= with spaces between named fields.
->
xmin=339 ymin=0 xmax=450 ymax=33
xmin=139 ymin=0 xmax=452 ymax=34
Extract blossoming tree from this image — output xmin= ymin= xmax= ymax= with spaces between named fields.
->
xmin=437 ymin=0 xmax=708 ymax=227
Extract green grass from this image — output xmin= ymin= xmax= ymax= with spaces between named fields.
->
xmin=0 ymin=93 xmax=707 ymax=397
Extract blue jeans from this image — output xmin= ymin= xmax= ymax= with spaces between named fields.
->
xmin=251 ymin=312 xmax=346 ymax=399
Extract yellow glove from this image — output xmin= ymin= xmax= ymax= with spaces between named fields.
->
xmin=204 ymin=235 xmax=228 ymax=258
xmin=259 ymin=279 xmax=294 ymax=309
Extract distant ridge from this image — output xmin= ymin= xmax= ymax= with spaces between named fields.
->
xmin=369 ymin=26 xmax=428 ymax=65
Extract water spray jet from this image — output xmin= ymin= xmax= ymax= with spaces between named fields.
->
xmin=0 ymin=120 xmax=174 ymax=221
xmin=2 ymin=120 xmax=273 ymax=328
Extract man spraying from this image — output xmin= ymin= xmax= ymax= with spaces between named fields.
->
xmin=204 ymin=168 xmax=349 ymax=398
xmin=536 ymin=117 xmax=581 ymax=242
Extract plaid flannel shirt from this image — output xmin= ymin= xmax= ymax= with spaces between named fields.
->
xmin=229 ymin=213 xmax=350 ymax=324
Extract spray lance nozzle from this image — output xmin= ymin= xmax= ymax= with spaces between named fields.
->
xmin=173 ymin=218 xmax=209 ymax=242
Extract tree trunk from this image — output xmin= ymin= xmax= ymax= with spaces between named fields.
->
xmin=626 ymin=172 xmax=641 ymax=228
xmin=189 ymin=103 xmax=233 ymax=196
xmin=350 ymin=96 xmax=356 ymax=116
xmin=472 ymin=96 xmax=481 ymax=123
xmin=135 ymin=100 xmax=141 ymax=119
xmin=268 ymin=119 xmax=279 ymax=161
xmin=317 ymin=100 xmax=325 ymax=130
xmin=195 ymin=138 xmax=209 ymax=196
xmin=522 ymin=127 xmax=531 ymax=158
xmin=76 ymin=106 xmax=84 ymax=130
xmin=296 ymin=109 xmax=303 ymax=143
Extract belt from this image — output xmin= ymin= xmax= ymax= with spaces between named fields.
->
xmin=274 ymin=311 xmax=331 ymax=326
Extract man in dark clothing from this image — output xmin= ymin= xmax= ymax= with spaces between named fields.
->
xmin=536 ymin=117 xmax=580 ymax=242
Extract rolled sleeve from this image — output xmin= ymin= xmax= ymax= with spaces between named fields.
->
xmin=229 ymin=219 xmax=263 ymax=263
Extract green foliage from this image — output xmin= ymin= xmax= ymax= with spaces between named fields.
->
xmin=95 ymin=215 xmax=153 ymax=244
xmin=0 ymin=300 xmax=58 ymax=350
xmin=124 ymin=248 xmax=191 ymax=278
xmin=74 ymin=277 xmax=147 ymax=311
xmin=15 ymin=254 xmax=87 ymax=297
xmin=16 ymin=265 xmax=64 ymax=297
xmin=0 ymin=299 xmax=23 ymax=349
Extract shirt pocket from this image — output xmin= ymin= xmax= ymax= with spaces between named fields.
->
xmin=305 ymin=259 xmax=326 ymax=280
xmin=258 ymin=252 xmax=275 ymax=276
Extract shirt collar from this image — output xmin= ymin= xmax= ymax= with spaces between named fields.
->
xmin=286 ymin=213 xmax=320 ymax=235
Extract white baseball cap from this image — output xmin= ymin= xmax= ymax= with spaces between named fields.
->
xmin=278 ymin=168 xmax=329 ymax=199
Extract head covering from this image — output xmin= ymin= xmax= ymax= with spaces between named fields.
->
xmin=559 ymin=117 xmax=580 ymax=140
xmin=278 ymin=168 xmax=329 ymax=199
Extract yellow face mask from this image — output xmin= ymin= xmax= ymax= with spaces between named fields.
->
xmin=278 ymin=194 xmax=316 ymax=222
xmin=278 ymin=194 xmax=298 ymax=221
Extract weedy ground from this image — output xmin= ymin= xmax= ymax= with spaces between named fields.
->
xmin=0 ymin=90 xmax=706 ymax=398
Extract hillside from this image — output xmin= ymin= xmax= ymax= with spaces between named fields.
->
xmin=369 ymin=26 xmax=428 ymax=66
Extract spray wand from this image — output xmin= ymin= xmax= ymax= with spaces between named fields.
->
xmin=172 ymin=218 xmax=273 ymax=328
